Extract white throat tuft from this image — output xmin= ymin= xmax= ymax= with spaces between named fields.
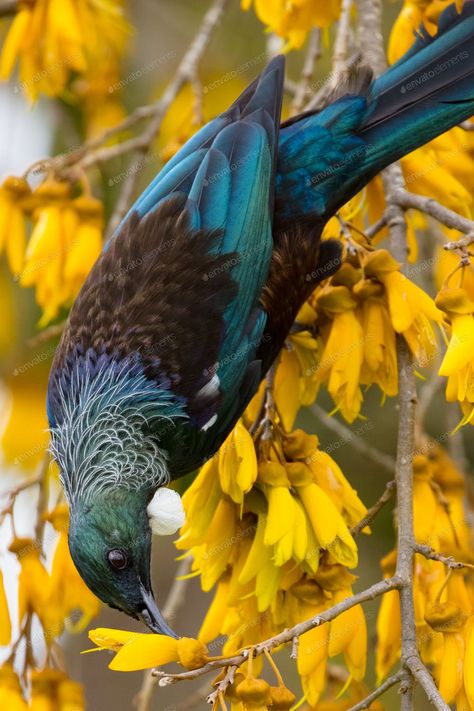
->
xmin=147 ymin=487 xmax=185 ymax=535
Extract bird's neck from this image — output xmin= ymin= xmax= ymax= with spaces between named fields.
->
xmin=48 ymin=349 xmax=186 ymax=505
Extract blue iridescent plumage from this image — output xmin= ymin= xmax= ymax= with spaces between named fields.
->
xmin=46 ymin=2 xmax=474 ymax=636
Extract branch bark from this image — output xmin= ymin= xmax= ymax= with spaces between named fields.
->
xmin=357 ymin=2 xmax=450 ymax=710
xmin=154 ymin=576 xmax=402 ymax=686
xmin=347 ymin=669 xmax=407 ymax=711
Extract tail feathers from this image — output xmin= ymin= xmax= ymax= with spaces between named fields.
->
xmin=275 ymin=0 xmax=474 ymax=225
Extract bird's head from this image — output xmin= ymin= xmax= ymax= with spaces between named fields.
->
xmin=68 ymin=486 xmax=184 ymax=638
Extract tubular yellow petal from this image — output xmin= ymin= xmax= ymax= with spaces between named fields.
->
xmin=0 ymin=9 xmax=31 ymax=79
xmin=464 ymin=615 xmax=474 ymax=707
xmin=198 ymin=579 xmax=229 ymax=643
xmin=88 ymin=627 xmax=141 ymax=650
xmin=0 ymin=570 xmax=11 ymax=646
xmin=219 ymin=421 xmax=257 ymax=503
xmin=239 ymin=515 xmax=267 ymax=585
xmin=264 ymin=486 xmax=296 ymax=546
xmin=274 ymin=348 xmax=301 ymax=431
xmin=376 ymin=589 xmax=401 ymax=683
xmin=297 ymin=618 xmax=329 ymax=677
xmin=5 ymin=206 xmax=26 ymax=276
xmin=438 ymin=632 xmax=464 ymax=703
xmin=439 ymin=314 xmax=474 ymax=377
xmin=108 ymin=634 xmax=179 ymax=671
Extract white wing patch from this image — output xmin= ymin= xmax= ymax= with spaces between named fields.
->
xmin=147 ymin=487 xmax=185 ymax=535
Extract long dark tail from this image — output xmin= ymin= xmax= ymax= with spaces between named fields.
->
xmin=275 ymin=0 xmax=474 ymax=225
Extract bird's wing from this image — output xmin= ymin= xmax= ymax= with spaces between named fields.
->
xmin=54 ymin=58 xmax=285 ymax=451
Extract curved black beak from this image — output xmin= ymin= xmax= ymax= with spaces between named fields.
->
xmin=139 ymin=584 xmax=179 ymax=639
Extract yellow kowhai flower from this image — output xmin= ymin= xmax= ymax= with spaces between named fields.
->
xmin=0 ymin=570 xmax=11 ymax=646
xmin=364 ymin=249 xmax=443 ymax=367
xmin=375 ymin=551 xmax=400 ymax=682
xmin=388 ymin=0 xmax=432 ymax=64
xmin=402 ymin=145 xmax=473 ymax=217
xmin=389 ymin=0 xmax=464 ymax=64
xmin=9 ymin=537 xmax=63 ymax=642
xmin=435 ymin=241 xmax=474 ymax=302
xmin=29 ymin=668 xmax=68 ymax=711
xmin=0 ymin=664 xmax=27 ymax=710
xmin=242 ymin=0 xmax=341 ymax=50
xmin=273 ymin=327 xmax=320 ymax=431
xmin=177 ymin=419 xmax=366 ymax=701
xmin=57 ymin=678 xmax=85 ymax=711
xmin=413 ymin=454 xmax=446 ymax=547
xmin=437 ymin=287 xmax=474 ymax=425
xmin=20 ymin=181 xmax=103 ymax=325
xmin=0 ymin=176 xmax=31 ymax=277
xmin=354 ymin=279 xmax=398 ymax=397
xmin=219 ymin=420 xmax=258 ymax=505
xmin=464 ymin=615 xmax=474 ymax=708
xmin=72 ymin=58 xmax=127 ymax=140
xmin=436 ymin=287 xmax=474 ymax=424
xmin=44 ymin=504 xmax=100 ymax=632
xmin=304 ymin=245 xmax=442 ymax=422
xmin=312 ymin=284 xmax=364 ymax=423
xmin=63 ymin=195 xmax=103 ymax=297
xmin=1 ymin=372 xmax=49 ymax=470
xmin=0 ymin=0 xmax=130 ymax=101
xmin=88 ymin=628 xmax=210 ymax=672
xmin=425 ymin=600 xmax=467 ymax=704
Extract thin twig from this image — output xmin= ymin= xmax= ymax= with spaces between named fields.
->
xmin=347 ymin=669 xmax=407 ymax=711
xmin=105 ymin=0 xmax=230 ymax=238
xmin=153 ymin=576 xmax=402 ymax=685
xmin=331 ymin=0 xmax=354 ymax=78
xmin=311 ymin=403 xmax=396 ymax=474
xmin=393 ymin=189 xmax=474 ymax=237
xmin=207 ymin=665 xmax=238 ymax=705
xmin=350 ymin=480 xmax=396 ymax=536
xmin=414 ymin=543 xmax=474 ymax=570
xmin=291 ymin=29 xmax=321 ymax=114
xmin=356 ymin=3 xmax=450 ymax=709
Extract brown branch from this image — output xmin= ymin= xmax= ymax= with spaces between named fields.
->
xmin=153 ymin=576 xmax=402 ymax=686
xmin=291 ymin=29 xmax=321 ymax=114
xmin=105 ymin=0 xmax=230 ymax=238
xmin=405 ymin=656 xmax=449 ymax=711
xmin=331 ymin=0 xmax=354 ymax=78
xmin=350 ymin=480 xmax=396 ymax=536
xmin=207 ymin=664 xmax=238 ymax=705
xmin=365 ymin=213 xmax=388 ymax=239
xmin=311 ymin=403 xmax=396 ymax=474
xmin=357 ymin=3 xmax=451 ymax=710
xmin=347 ymin=669 xmax=407 ymax=711
xmin=414 ymin=543 xmax=474 ymax=570
xmin=393 ymin=189 xmax=474 ymax=237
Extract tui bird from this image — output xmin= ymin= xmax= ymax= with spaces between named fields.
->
xmin=47 ymin=2 xmax=474 ymax=637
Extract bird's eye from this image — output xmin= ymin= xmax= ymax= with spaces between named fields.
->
xmin=107 ymin=548 xmax=128 ymax=571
